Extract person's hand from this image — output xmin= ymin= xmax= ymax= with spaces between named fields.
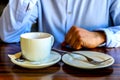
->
xmin=62 ymin=26 xmax=106 ymax=50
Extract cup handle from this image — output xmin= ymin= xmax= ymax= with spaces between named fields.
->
xmin=51 ymin=35 xmax=54 ymax=46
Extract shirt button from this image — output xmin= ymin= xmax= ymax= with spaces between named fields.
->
xmin=68 ymin=12 xmax=72 ymax=14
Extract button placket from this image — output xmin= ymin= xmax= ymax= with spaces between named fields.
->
xmin=66 ymin=0 xmax=73 ymax=32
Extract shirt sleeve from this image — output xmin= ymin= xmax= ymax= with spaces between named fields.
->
xmin=0 ymin=0 xmax=38 ymax=43
xmin=97 ymin=0 xmax=120 ymax=47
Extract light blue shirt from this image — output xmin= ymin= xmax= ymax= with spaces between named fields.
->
xmin=0 ymin=0 xmax=120 ymax=48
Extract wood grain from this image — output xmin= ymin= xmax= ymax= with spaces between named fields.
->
xmin=0 ymin=43 xmax=120 ymax=80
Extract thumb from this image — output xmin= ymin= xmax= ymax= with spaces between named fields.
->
xmin=61 ymin=41 xmax=68 ymax=47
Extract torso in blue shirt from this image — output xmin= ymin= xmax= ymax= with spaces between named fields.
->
xmin=37 ymin=0 xmax=112 ymax=47
xmin=1 ymin=0 xmax=120 ymax=48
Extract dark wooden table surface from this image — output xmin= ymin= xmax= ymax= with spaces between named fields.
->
xmin=0 ymin=43 xmax=120 ymax=80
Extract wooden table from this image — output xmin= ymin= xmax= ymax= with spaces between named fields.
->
xmin=0 ymin=43 xmax=120 ymax=80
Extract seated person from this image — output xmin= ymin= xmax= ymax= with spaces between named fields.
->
xmin=0 ymin=0 xmax=120 ymax=49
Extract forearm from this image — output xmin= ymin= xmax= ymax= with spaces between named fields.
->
xmin=0 ymin=0 xmax=38 ymax=43
xmin=92 ymin=31 xmax=106 ymax=46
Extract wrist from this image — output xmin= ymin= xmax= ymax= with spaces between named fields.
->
xmin=94 ymin=31 xmax=106 ymax=45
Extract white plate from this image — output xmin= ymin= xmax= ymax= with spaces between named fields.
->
xmin=62 ymin=51 xmax=114 ymax=69
xmin=8 ymin=51 xmax=61 ymax=69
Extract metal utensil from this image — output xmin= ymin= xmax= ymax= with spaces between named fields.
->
xmin=52 ymin=48 xmax=111 ymax=65
xmin=15 ymin=58 xmax=25 ymax=62
xmin=15 ymin=54 xmax=25 ymax=62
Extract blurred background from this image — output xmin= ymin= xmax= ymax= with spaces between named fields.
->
xmin=0 ymin=0 xmax=8 ymax=16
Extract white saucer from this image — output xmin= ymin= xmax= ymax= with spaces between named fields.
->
xmin=62 ymin=51 xmax=114 ymax=69
xmin=8 ymin=51 xmax=61 ymax=69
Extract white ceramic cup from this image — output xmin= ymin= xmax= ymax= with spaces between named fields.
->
xmin=20 ymin=32 xmax=54 ymax=62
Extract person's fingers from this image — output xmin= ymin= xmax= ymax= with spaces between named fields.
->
xmin=72 ymin=39 xmax=82 ymax=50
xmin=69 ymin=37 xmax=76 ymax=47
xmin=65 ymin=26 xmax=76 ymax=44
